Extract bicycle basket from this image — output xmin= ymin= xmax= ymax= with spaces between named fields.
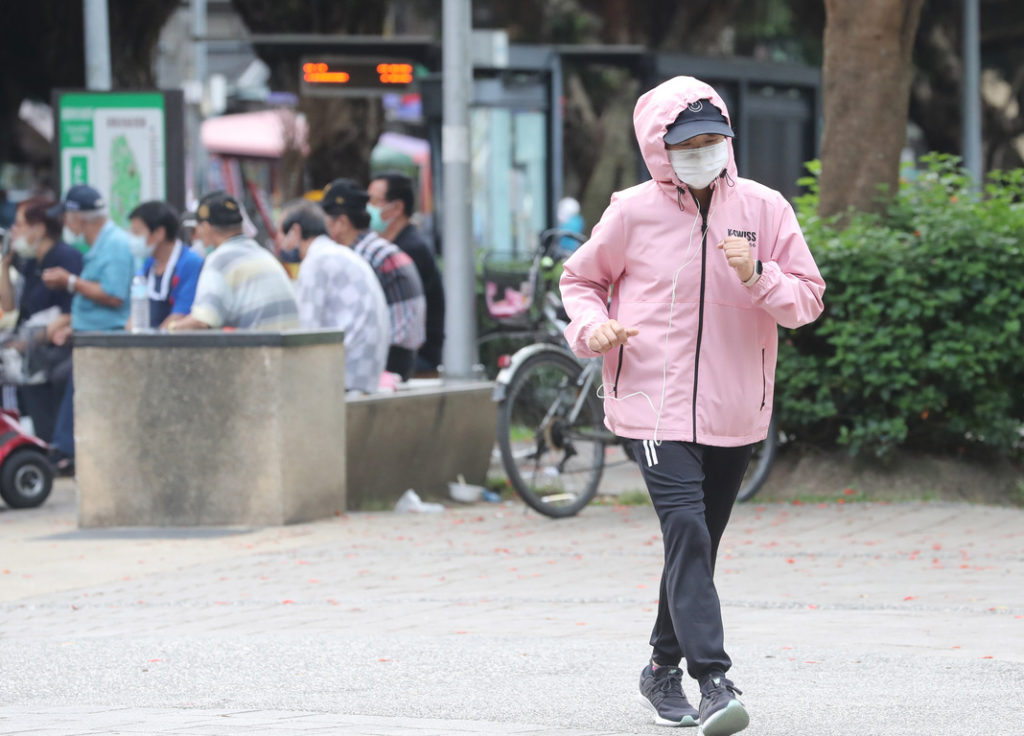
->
xmin=482 ymin=259 xmax=534 ymax=324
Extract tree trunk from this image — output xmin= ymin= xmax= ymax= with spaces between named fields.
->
xmin=819 ymin=0 xmax=925 ymax=219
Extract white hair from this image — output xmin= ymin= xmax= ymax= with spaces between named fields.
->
xmin=78 ymin=208 xmax=108 ymax=222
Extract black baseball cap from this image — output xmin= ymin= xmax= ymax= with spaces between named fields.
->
xmin=320 ymin=179 xmax=369 ymax=217
xmin=664 ymin=99 xmax=735 ymax=145
xmin=47 ymin=184 xmax=105 ymax=217
xmin=196 ymin=191 xmax=243 ymax=227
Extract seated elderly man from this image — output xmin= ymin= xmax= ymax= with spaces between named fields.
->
xmin=169 ymin=192 xmax=299 ymax=332
xmin=279 ymin=200 xmax=390 ymax=394
xmin=320 ymin=179 xmax=425 ymax=381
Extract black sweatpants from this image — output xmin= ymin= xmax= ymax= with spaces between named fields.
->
xmin=629 ymin=438 xmax=754 ymax=680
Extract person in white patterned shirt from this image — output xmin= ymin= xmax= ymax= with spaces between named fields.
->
xmin=279 ymin=201 xmax=390 ymax=394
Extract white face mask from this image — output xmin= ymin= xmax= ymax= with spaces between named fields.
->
xmin=667 ymin=140 xmax=730 ymax=190
xmin=128 ymin=233 xmax=154 ymax=260
xmin=12 ymin=235 xmax=36 ymax=259
xmin=63 ymin=226 xmax=85 ymax=248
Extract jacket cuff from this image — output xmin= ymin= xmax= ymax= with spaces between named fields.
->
xmin=571 ymin=318 xmax=606 ymax=359
xmin=748 ymin=260 xmax=778 ymax=299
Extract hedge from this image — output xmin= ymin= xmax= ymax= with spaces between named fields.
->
xmin=778 ymin=154 xmax=1024 ymax=460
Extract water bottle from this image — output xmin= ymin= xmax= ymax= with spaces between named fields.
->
xmin=130 ymin=275 xmax=150 ymax=333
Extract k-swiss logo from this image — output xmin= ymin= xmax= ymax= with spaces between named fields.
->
xmin=727 ymin=228 xmax=758 ymax=246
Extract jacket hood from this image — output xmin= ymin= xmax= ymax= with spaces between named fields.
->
xmin=633 ymin=76 xmax=738 ymax=193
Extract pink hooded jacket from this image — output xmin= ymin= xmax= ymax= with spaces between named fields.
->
xmin=559 ymin=76 xmax=825 ymax=446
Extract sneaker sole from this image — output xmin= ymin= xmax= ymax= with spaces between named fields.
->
xmin=637 ymin=692 xmax=699 ymax=727
xmin=699 ymin=700 xmax=749 ymax=736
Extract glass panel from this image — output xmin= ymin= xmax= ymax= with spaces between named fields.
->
xmin=470 ymin=107 xmax=547 ymax=261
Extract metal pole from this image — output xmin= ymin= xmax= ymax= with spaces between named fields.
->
xmin=962 ymin=0 xmax=983 ymax=188
xmin=83 ymin=0 xmax=112 ymax=90
xmin=441 ymin=0 xmax=477 ymax=381
xmin=191 ymin=0 xmax=209 ymax=200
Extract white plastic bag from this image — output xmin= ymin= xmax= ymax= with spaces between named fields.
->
xmin=394 ymin=488 xmax=444 ymax=514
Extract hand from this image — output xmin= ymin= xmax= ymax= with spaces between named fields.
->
xmin=50 ymin=325 xmax=73 ymax=347
xmin=717 ymin=236 xmax=755 ymax=282
xmin=42 ymin=267 xmax=71 ymax=290
xmin=587 ymin=319 xmax=639 ymax=354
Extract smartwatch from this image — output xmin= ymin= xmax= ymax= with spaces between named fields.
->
xmin=742 ymin=260 xmax=763 ymax=287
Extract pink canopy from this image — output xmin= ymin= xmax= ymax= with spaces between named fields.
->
xmin=201 ymin=109 xmax=309 ymax=158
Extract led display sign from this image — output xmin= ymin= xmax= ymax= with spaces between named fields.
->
xmin=300 ymin=58 xmax=417 ymax=97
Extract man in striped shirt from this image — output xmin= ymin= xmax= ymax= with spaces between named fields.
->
xmin=321 ymin=179 xmax=425 ymax=381
xmin=169 ymin=192 xmax=299 ymax=332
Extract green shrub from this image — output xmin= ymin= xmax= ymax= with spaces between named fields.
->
xmin=779 ymin=154 xmax=1024 ymax=460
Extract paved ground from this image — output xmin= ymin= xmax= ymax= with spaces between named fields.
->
xmin=1 ymin=479 xmax=1023 ymax=735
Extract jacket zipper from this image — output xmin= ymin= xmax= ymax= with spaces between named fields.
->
xmin=760 ymin=347 xmax=767 ymax=410
xmin=612 ymin=345 xmax=624 ymax=397
xmin=690 ymin=190 xmax=709 ymax=443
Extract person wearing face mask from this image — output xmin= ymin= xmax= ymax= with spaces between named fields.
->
xmin=39 ymin=184 xmax=134 ymax=475
xmin=320 ymin=178 xmax=425 ymax=382
xmin=0 ymin=197 xmax=83 ymax=443
xmin=559 ymin=77 xmax=826 ymax=735
xmin=367 ymin=172 xmax=445 ymax=376
xmin=127 ymin=201 xmax=203 ymax=329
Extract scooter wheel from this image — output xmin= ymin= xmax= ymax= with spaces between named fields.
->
xmin=0 ymin=449 xmax=54 ymax=509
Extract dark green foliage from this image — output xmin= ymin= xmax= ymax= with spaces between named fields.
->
xmin=780 ymin=155 xmax=1024 ymax=460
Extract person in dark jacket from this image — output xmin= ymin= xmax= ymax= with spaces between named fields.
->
xmin=368 ymin=172 xmax=445 ymax=375
xmin=0 ymin=196 xmax=83 ymax=442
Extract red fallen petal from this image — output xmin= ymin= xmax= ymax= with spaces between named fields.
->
xmin=903 ymin=596 xmax=916 ymax=601
xmin=308 ymin=579 xmax=319 ymax=583
xmin=379 ymin=658 xmax=390 ymax=662
xmin=576 ymin=622 xmax=586 ymax=626
xmin=281 ymin=599 xmax=295 ymax=605
xmin=844 ymin=488 xmax=856 ymax=495
xmin=982 ymin=656 xmax=994 ymax=659
xmin=808 ymin=604 xmax=819 ymax=609
xmin=805 ymin=660 xmax=818 ymax=664
xmin=455 ymin=630 xmax=468 ymax=634
xmin=149 ymin=659 xmax=161 ymax=663
xmin=932 ymin=544 xmax=942 ymax=551
xmin=952 ymin=646 xmax=961 ymax=649
xmin=786 ymin=558 xmax=796 ymax=564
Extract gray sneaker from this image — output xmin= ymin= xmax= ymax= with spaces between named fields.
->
xmin=638 ymin=663 xmax=699 ymax=727
xmin=697 ymin=672 xmax=748 ymax=736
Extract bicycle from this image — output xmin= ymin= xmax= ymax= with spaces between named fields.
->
xmin=493 ymin=342 xmax=778 ymax=518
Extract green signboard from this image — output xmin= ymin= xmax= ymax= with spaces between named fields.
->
xmin=55 ymin=91 xmax=184 ymax=228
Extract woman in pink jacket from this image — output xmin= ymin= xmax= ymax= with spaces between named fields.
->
xmin=560 ymin=76 xmax=825 ymax=735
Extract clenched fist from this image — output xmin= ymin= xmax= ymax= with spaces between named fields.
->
xmin=587 ymin=319 xmax=639 ymax=354
xmin=717 ymin=236 xmax=755 ymax=282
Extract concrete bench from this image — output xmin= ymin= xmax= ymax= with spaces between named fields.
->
xmin=74 ymin=330 xmax=348 ymax=528
xmin=345 ymin=380 xmax=496 ymax=511
xmin=72 ymin=331 xmax=497 ymax=525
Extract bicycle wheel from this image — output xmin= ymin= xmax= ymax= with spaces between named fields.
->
xmin=497 ymin=351 xmax=605 ymax=518
xmin=735 ymin=413 xmax=778 ymax=503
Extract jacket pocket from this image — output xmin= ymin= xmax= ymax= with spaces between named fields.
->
xmin=613 ymin=345 xmax=625 ymax=397
xmin=760 ymin=347 xmax=767 ymax=411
